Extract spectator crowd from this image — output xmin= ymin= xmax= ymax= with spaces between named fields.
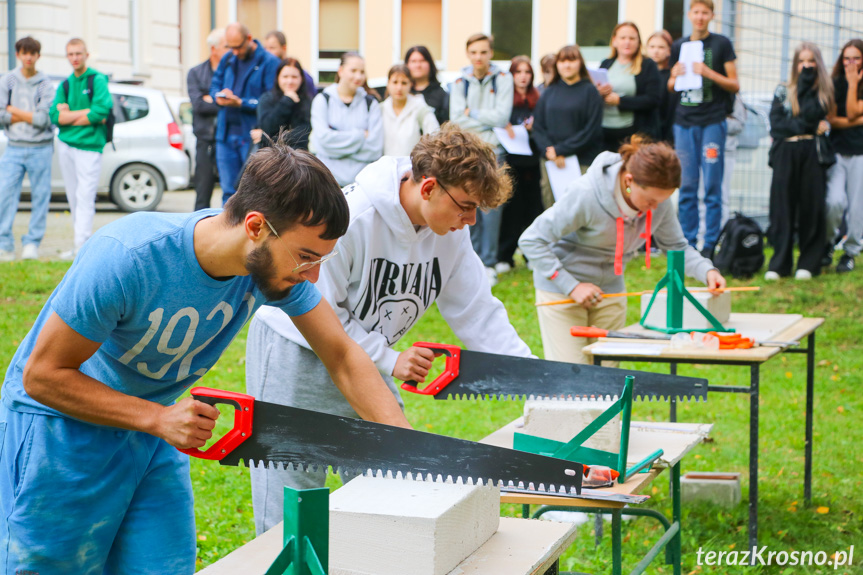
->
xmin=4 ymin=1 xmax=863 ymax=572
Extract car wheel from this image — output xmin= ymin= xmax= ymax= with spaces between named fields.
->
xmin=110 ymin=163 xmax=165 ymax=212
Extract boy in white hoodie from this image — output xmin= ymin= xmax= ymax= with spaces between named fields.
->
xmin=247 ymin=124 xmax=532 ymax=534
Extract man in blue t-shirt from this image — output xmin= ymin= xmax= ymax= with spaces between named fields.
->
xmin=668 ymin=0 xmax=739 ymax=259
xmin=0 ymin=143 xmax=410 ymax=574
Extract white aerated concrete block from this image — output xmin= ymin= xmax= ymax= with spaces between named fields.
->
xmin=640 ymin=291 xmax=731 ymax=331
xmin=329 ymin=476 xmax=500 ymax=575
xmin=681 ymin=472 xmax=742 ymax=507
xmin=523 ymin=399 xmax=621 ymax=452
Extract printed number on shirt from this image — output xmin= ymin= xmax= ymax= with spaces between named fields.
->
xmin=117 ymin=294 xmax=256 ymax=381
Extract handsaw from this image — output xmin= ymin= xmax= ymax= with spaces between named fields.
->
xmin=179 ymin=387 xmax=584 ymax=496
xmin=399 ymin=343 xmax=707 ymax=402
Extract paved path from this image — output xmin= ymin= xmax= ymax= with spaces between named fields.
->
xmin=6 ymin=189 xmax=223 ymax=261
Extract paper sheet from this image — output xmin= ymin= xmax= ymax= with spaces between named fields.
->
xmin=588 ymin=67 xmax=609 ymax=86
xmin=493 ymin=124 xmax=533 ymax=156
xmin=545 ymin=157 xmax=582 ymax=201
xmin=588 ymin=343 xmax=668 ymax=356
xmin=674 ymin=41 xmax=704 ymax=92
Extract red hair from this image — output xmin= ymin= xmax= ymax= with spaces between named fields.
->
xmin=510 ymin=56 xmax=540 ymax=109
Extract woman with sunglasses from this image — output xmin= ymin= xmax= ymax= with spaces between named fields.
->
xmin=246 ymin=124 xmax=534 ymax=535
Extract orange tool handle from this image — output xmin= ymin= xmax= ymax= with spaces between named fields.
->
xmin=570 ymin=326 xmax=610 ymax=338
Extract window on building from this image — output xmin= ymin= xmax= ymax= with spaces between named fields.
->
xmin=664 ymin=0 xmax=684 ymax=40
xmin=402 ymin=0 xmax=442 ymax=60
xmin=576 ymin=0 xmax=617 ymax=62
xmin=319 ymin=0 xmax=360 ymax=59
xmin=491 ymin=0 xmax=532 ymax=61
xmin=238 ymin=0 xmax=278 ymax=41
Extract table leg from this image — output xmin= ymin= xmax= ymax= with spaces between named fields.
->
xmin=595 ymin=513 xmax=603 ymax=547
xmin=669 ymin=363 xmax=678 ymax=423
xmin=805 ymin=331 xmax=815 ymax=506
xmin=522 ymin=504 xmax=530 ymax=519
xmin=612 ymin=508 xmax=622 ymax=575
xmin=672 ymin=462 xmax=682 ymax=575
xmin=749 ymin=363 xmax=760 ymax=562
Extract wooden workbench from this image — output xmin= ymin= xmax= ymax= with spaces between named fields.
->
xmin=198 ymin=515 xmax=578 ymax=575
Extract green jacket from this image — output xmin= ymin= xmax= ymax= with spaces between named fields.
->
xmin=49 ymin=68 xmax=112 ymax=153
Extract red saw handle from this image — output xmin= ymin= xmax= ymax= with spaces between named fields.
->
xmin=400 ymin=343 xmax=462 ymax=396
xmin=178 ymin=387 xmax=254 ymax=460
xmin=570 ymin=326 xmax=610 ymax=338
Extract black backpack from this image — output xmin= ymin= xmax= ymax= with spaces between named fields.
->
xmin=712 ymin=213 xmax=765 ymax=278
xmin=63 ymin=74 xmax=115 ymax=150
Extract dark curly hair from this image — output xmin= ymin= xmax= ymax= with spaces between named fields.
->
xmin=409 ymin=124 xmax=513 ymax=209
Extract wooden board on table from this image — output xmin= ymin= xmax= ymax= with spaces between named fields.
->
xmin=612 ymin=313 xmax=812 ymax=346
xmin=481 ymin=419 xmax=710 ymax=508
xmin=198 ymin=517 xmax=577 ymax=575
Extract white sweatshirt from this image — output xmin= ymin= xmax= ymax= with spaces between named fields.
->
xmin=382 ymin=94 xmax=440 ymax=156
xmin=255 ymin=156 xmax=533 ymax=376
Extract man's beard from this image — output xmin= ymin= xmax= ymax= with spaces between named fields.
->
xmin=245 ymin=243 xmax=294 ymax=301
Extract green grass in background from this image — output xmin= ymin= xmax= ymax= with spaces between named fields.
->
xmin=1 ymin=253 xmax=860 ymax=574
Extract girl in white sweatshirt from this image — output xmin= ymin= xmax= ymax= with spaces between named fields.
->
xmin=382 ymin=64 xmax=440 ymax=156
xmin=246 ymin=125 xmax=528 ymax=534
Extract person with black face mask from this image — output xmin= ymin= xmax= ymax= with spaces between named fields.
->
xmin=765 ymin=42 xmax=834 ymax=281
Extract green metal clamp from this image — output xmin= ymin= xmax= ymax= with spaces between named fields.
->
xmin=513 ymin=376 xmax=663 ymax=484
xmin=266 ymin=486 xmax=329 ymax=575
xmin=640 ymin=250 xmax=732 ymax=334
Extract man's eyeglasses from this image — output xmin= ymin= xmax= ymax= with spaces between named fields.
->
xmin=227 ymin=37 xmax=248 ymax=51
xmin=433 ymin=178 xmax=478 ymax=218
xmin=264 ymin=219 xmax=339 ymax=274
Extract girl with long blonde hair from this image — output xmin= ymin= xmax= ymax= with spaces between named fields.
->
xmin=766 ymin=42 xmax=834 ymax=280
xmin=597 ymin=22 xmax=662 ymax=150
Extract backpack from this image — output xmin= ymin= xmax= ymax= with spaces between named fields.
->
xmin=63 ymin=74 xmax=115 ymax=150
xmin=712 ymin=213 xmax=765 ymax=278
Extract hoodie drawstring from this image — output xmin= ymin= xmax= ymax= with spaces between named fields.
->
xmin=640 ymin=210 xmax=652 ymax=270
xmin=614 ymin=218 xmax=624 ymax=276
xmin=615 ymin=210 xmax=653 ymax=276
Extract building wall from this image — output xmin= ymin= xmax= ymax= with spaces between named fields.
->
xmin=1 ymin=0 xmax=184 ymax=96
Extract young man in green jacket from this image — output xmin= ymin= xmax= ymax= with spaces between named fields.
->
xmin=49 ymin=38 xmax=113 ymax=259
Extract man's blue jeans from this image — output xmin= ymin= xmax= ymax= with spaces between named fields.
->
xmin=0 ymin=144 xmax=53 ymax=252
xmin=215 ymin=134 xmax=251 ymax=206
xmin=674 ymin=121 xmax=727 ymax=251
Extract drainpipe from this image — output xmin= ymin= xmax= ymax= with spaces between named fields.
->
xmin=7 ymin=0 xmax=16 ymax=70
xmin=210 ymin=0 xmax=216 ymax=30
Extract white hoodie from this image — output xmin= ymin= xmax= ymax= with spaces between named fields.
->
xmin=382 ymin=94 xmax=440 ymax=156
xmin=255 ymin=156 xmax=532 ymax=376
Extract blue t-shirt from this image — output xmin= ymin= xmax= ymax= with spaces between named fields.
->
xmin=2 ymin=209 xmax=321 ymax=418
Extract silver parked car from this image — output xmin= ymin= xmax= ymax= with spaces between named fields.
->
xmin=0 ymin=81 xmax=190 ymax=212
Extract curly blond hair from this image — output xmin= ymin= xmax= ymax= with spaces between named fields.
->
xmin=409 ymin=124 xmax=513 ymax=209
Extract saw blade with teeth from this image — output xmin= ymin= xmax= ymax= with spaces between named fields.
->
xmin=402 ymin=348 xmax=707 ymax=402
xmin=202 ymin=395 xmax=583 ymax=495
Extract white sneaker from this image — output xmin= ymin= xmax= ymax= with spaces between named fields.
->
xmin=59 ymin=249 xmax=78 ymax=261
xmin=21 ymin=244 xmax=39 ymax=260
xmin=485 ymin=266 xmax=498 ymax=288
xmin=0 ymin=249 xmax=14 ymax=262
xmin=795 ymin=269 xmax=813 ymax=280
xmin=764 ymin=271 xmax=780 ymax=281
xmin=494 ymin=261 xmax=512 ymax=275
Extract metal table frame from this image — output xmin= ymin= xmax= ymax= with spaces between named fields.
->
xmin=590 ymin=329 xmax=819 ymax=556
xmin=521 ymin=464 xmax=683 ymax=575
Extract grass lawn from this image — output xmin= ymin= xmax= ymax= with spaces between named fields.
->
xmin=1 ymin=253 xmax=860 ymax=574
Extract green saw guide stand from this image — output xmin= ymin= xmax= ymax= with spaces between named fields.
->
xmin=640 ymin=250 xmax=733 ymax=335
xmin=266 ymin=487 xmax=329 ymax=575
xmin=513 ymin=376 xmax=663 ymax=484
